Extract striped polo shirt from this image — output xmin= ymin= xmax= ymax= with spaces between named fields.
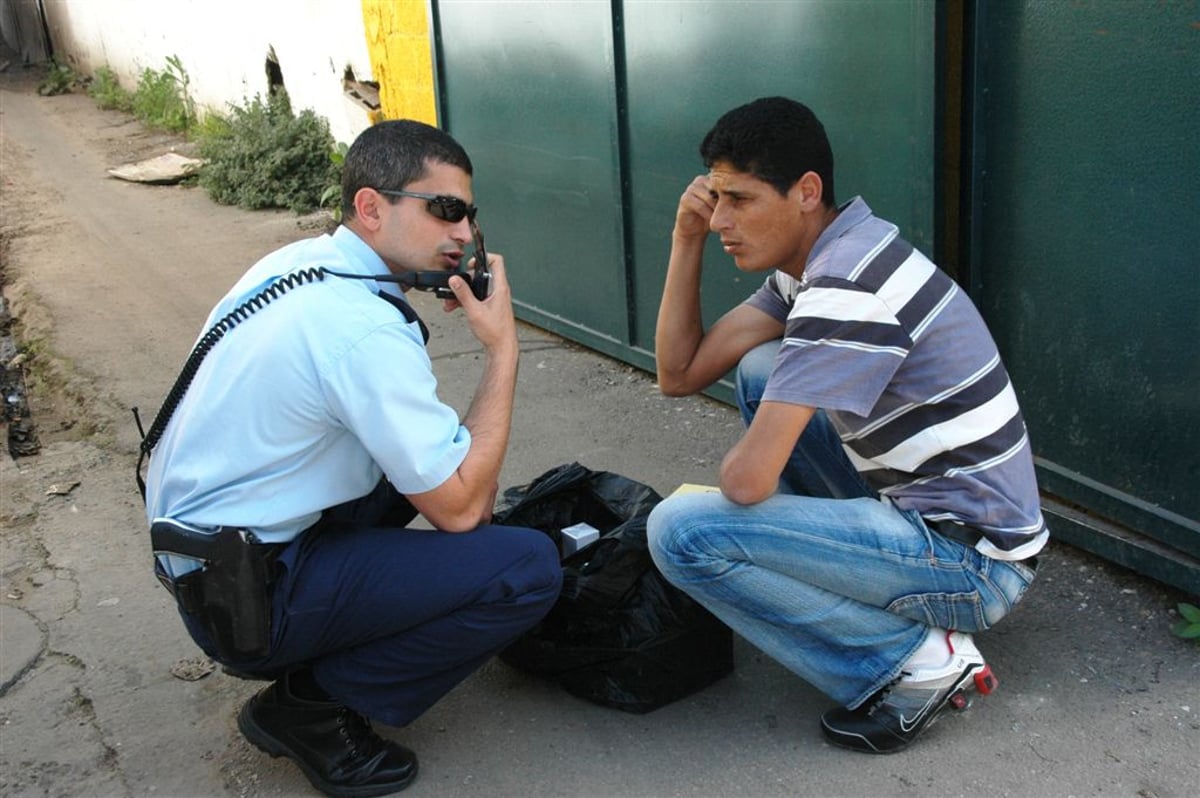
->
xmin=746 ymin=197 xmax=1047 ymax=561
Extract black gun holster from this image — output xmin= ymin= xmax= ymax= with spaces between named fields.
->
xmin=151 ymin=520 xmax=285 ymax=662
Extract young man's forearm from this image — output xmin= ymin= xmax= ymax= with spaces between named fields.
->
xmin=655 ymin=233 xmax=708 ymax=395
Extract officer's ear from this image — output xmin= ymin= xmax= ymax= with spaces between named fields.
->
xmin=353 ymin=188 xmax=388 ymax=232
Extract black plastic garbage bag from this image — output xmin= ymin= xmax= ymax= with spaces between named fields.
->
xmin=493 ymin=462 xmax=734 ymax=713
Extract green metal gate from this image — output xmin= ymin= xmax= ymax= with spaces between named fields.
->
xmin=432 ymin=0 xmax=936 ymax=383
xmin=429 ymin=0 xmax=1198 ymax=594
xmin=966 ymin=1 xmax=1199 ymax=594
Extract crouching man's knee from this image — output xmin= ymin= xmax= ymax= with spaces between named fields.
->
xmin=647 ymin=495 xmax=711 ymax=584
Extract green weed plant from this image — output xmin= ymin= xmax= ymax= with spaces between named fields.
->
xmin=320 ymin=141 xmax=350 ymax=222
xmin=1173 ymin=602 xmax=1200 ymax=645
xmin=196 ymin=90 xmax=339 ymax=214
xmin=87 ymin=66 xmax=134 ymax=111
xmin=131 ymin=54 xmax=194 ymax=134
xmin=38 ymin=61 xmax=76 ymax=96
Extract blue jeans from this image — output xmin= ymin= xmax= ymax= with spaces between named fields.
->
xmin=646 ymin=341 xmax=1036 ymax=709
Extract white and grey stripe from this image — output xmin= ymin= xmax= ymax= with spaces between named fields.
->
xmin=746 ymin=197 xmax=1047 ymax=557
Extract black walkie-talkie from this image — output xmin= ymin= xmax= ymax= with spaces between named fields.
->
xmin=399 ymin=216 xmax=491 ymax=300
xmin=324 ymin=217 xmax=492 ymax=300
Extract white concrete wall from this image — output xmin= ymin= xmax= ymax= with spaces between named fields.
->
xmin=41 ymin=0 xmax=376 ymax=145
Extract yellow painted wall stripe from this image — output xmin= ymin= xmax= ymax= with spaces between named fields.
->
xmin=360 ymin=0 xmax=438 ymax=125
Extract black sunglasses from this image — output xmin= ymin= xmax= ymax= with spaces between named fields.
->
xmin=376 ymin=189 xmax=477 ymax=223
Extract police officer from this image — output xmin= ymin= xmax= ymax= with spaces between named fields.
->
xmin=143 ymin=120 xmax=562 ymax=797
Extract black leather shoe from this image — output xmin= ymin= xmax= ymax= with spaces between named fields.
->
xmin=237 ymin=673 xmax=418 ymax=797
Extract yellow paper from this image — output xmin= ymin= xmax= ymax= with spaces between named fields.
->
xmin=669 ymin=483 xmax=721 ymax=498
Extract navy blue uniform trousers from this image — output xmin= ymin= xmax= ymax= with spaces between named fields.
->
xmin=182 ymin=481 xmax=562 ymax=727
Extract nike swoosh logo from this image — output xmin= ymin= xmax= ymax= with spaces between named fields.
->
xmin=897 ymin=692 xmax=941 ymax=733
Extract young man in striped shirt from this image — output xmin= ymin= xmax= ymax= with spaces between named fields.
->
xmin=648 ymin=97 xmax=1047 ymax=753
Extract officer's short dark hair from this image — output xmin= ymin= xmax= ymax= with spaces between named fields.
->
xmin=341 ymin=120 xmax=473 ymax=220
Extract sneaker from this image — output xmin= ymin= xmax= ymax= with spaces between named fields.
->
xmin=820 ymin=631 xmax=997 ymax=754
xmin=237 ymin=672 xmax=418 ymax=797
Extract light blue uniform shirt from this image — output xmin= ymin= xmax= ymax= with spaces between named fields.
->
xmin=145 ymin=226 xmax=470 ymax=557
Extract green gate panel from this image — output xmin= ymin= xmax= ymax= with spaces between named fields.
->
xmin=430 ymin=0 xmax=1196 ymax=591
xmin=434 ymin=0 xmax=936 ymax=374
xmin=433 ymin=0 xmax=628 ymax=350
xmin=623 ymin=1 xmax=937 ymax=363
xmin=969 ymin=1 xmax=1199 ymax=592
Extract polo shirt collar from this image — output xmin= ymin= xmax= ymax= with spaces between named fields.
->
xmin=807 ymin=196 xmax=873 ymax=267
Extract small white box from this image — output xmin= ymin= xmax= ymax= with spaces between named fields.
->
xmin=560 ymin=522 xmax=600 ymax=557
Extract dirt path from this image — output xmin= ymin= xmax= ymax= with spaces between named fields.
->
xmin=0 ymin=62 xmax=331 ymax=797
xmin=1 ymin=74 xmax=323 ymax=450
